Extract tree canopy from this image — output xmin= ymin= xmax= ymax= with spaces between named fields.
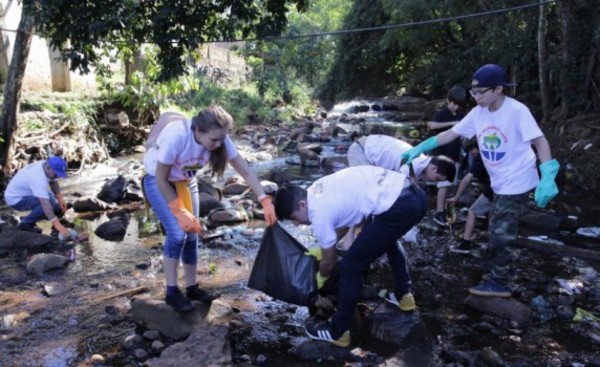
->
xmin=32 ymin=0 xmax=308 ymax=81
xmin=316 ymin=0 xmax=600 ymax=120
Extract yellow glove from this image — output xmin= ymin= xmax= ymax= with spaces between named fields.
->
xmin=304 ymin=247 xmax=322 ymax=261
xmin=168 ymin=198 xmax=201 ymax=233
xmin=316 ymin=272 xmax=329 ymax=290
xmin=259 ymin=195 xmax=277 ymax=226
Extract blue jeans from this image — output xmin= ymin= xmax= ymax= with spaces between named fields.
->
xmin=332 ymin=186 xmax=427 ymax=333
xmin=11 ymin=194 xmax=60 ymax=225
xmin=142 ymin=175 xmax=199 ymax=264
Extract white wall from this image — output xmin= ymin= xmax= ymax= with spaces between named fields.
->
xmin=1 ymin=0 xmax=97 ymax=92
xmin=0 ymin=1 xmax=247 ymax=92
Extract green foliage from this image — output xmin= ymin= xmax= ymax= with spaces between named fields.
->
xmin=18 ymin=93 xmax=103 ymax=133
xmin=170 ymin=80 xmax=279 ymax=126
xmin=98 ymin=46 xmax=202 ymax=124
xmin=33 ymin=0 xmax=309 ymax=82
xmin=317 ymin=0 xmax=394 ymax=103
xmin=317 ymin=0 xmax=600 ymax=117
xmin=242 ymin=0 xmax=351 ymax=106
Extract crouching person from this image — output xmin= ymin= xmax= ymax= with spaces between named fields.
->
xmin=273 ymin=166 xmax=427 ymax=347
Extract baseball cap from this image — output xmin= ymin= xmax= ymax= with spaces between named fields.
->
xmin=48 ymin=156 xmax=67 ymax=178
xmin=472 ymin=64 xmax=517 ymax=88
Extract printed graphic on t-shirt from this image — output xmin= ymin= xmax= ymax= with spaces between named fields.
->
xmin=311 ymin=182 xmax=323 ymax=196
xmin=181 ymin=163 xmax=202 ymax=178
xmin=479 ymin=128 xmax=507 ymax=165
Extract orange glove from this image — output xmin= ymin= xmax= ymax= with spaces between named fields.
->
xmin=168 ymin=198 xmax=201 ymax=233
xmin=259 ymin=195 xmax=277 ymax=226
xmin=56 ymin=193 xmax=67 ymax=212
xmin=51 ymin=217 xmax=71 ymax=237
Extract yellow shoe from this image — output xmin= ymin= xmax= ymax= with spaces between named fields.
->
xmin=304 ymin=320 xmax=350 ymax=347
xmin=398 ymin=293 xmax=416 ymax=311
xmin=380 ymin=290 xmax=417 ymax=312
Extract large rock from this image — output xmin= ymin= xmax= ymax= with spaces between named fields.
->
xmin=97 ymin=175 xmax=128 ymax=203
xmin=72 ymin=196 xmax=118 ymax=213
xmin=94 ymin=217 xmax=128 ymax=241
xmin=0 ymin=264 xmax=28 ymax=285
xmin=519 ymin=210 xmax=562 ymax=232
xmin=199 ymin=193 xmax=225 ymax=218
xmin=196 ymin=177 xmax=221 ymax=200
xmin=26 ymin=254 xmax=69 ymax=275
xmin=465 ymin=295 xmax=532 ymax=326
xmin=363 ymin=306 xmax=434 ymax=366
xmin=147 ymin=325 xmax=232 ymax=367
xmin=208 ymin=208 xmax=248 ymax=224
xmin=94 ymin=211 xmax=130 ymax=241
xmin=222 ymin=183 xmax=249 ymax=196
xmin=290 ymin=339 xmax=351 ymax=362
xmin=130 ymin=298 xmax=210 ymax=340
xmin=0 ymin=224 xmax=55 ymax=249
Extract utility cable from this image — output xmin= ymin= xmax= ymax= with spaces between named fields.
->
xmin=0 ymin=0 xmax=556 ymax=44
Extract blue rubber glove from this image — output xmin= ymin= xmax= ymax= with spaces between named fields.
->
xmin=316 ymin=272 xmax=329 ymax=290
xmin=401 ymin=136 xmax=439 ymax=165
xmin=534 ymin=159 xmax=560 ymax=208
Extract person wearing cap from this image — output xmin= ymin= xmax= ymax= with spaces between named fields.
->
xmin=4 ymin=156 xmax=73 ymax=238
xmin=401 ymin=64 xmax=560 ymax=298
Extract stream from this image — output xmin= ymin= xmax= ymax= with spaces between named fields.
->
xmin=1 ymin=100 xmax=599 ymax=366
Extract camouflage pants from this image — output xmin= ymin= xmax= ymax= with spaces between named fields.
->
xmin=487 ymin=192 xmax=528 ymax=284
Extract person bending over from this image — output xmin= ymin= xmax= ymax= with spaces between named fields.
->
xmin=274 ymin=166 xmax=427 ymax=347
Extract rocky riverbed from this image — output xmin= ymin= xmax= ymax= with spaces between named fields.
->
xmin=1 ymin=99 xmax=600 ymax=366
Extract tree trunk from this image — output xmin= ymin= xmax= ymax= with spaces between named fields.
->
xmin=0 ymin=10 xmax=35 ymax=178
xmin=557 ymin=0 xmax=576 ymax=119
xmin=537 ymin=0 xmax=550 ymax=123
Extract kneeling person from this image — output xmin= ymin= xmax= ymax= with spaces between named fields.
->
xmin=274 ymin=166 xmax=427 ymax=347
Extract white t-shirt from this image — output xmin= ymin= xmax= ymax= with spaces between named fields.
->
xmin=361 ymin=135 xmax=430 ymax=179
xmin=307 ymin=166 xmax=406 ymax=249
xmin=143 ymin=118 xmax=238 ymax=181
xmin=452 ymin=96 xmax=543 ymax=195
xmin=4 ymin=161 xmax=51 ymax=206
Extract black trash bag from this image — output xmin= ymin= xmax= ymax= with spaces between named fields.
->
xmin=248 ymin=222 xmax=318 ymax=306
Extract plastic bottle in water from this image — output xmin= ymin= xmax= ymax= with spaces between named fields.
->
xmin=58 ymin=229 xmax=79 ymax=242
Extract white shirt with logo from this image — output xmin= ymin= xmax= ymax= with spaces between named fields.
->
xmin=143 ymin=119 xmax=238 ymax=181
xmin=452 ymin=96 xmax=543 ymax=195
xmin=307 ymin=166 xmax=406 ymax=249
xmin=4 ymin=161 xmax=51 ymax=206
xmin=362 ymin=135 xmax=430 ymax=179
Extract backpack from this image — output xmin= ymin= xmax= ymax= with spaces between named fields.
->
xmin=144 ymin=112 xmax=188 ymax=150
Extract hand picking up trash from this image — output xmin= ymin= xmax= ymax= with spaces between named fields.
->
xmin=58 ymin=227 xmax=89 ymax=243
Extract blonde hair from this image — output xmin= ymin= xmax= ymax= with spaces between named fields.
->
xmin=191 ymin=105 xmax=234 ymax=177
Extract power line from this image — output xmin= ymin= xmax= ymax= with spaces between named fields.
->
xmin=0 ymin=0 xmax=556 ymax=43
xmin=252 ymin=0 xmax=557 ymax=43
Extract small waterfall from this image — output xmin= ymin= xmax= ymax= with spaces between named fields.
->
xmin=326 ymin=97 xmax=429 ymax=140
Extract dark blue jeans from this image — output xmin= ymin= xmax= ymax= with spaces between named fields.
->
xmin=142 ymin=175 xmax=200 ymax=264
xmin=11 ymin=194 xmax=60 ymax=225
xmin=332 ymin=186 xmax=427 ymax=333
